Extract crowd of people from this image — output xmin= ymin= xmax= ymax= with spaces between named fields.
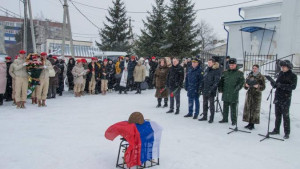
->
xmin=0 ymin=50 xmax=297 ymax=139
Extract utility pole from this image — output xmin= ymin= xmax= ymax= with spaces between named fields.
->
xmin=28 ymin=0 xmax=37 ymax=53
xmin=23 ymin=0 xmax=27 ymax=51
xmin=62 ymin=0 xmax=75 ymax=59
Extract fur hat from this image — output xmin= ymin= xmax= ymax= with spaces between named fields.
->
xmin=128 ymin=112 xmax=145 ymax=124
xmin=279 ymin=60 xmax=293 ymax=69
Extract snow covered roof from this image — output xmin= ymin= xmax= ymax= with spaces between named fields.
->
xmin=240 ymin=0 xmax=283 ymax=10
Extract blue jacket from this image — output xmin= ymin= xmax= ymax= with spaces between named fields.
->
xmin=185 ymin=65 xmax=203 ymax=98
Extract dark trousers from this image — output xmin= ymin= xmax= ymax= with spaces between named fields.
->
xmin=203 ymin=95 xmax=215 ymax=119
xmin=223 ymin=101 xmax=238 ymax=123
xmin=170 ymin=89 xmax=181 ymax=110
xmin=0 ymin=94 xmax=3 ymax=105
xmin=4 ymin=83 xmax=12 ymax=101
xmin=48 ymin=85 xmax=57 ymax=98
xmin=274 ymin=103 xmax=291 ymax=134
xmin=188 ymin=96 xmax=199 ymax=116
xmin=136 ymin=82 xmax=141 ymax=93
xmin=57 ymin=80 xmax=64 ymax=95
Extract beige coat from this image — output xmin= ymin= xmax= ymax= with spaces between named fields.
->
xmin=11 ymin=57 xmax=28 ymax=78
xmin=72 ymin=64 xmax=85 ymax=84
xmin=9 ymin=62 xmax=16 ymax=79
xmin=39 ymin=60 xmax=53 ymax=79
xmin=134 ymin=63 xmax=146 ymax=82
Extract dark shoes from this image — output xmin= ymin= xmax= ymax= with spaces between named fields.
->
xmin=166 ymin=109 xmax=174 ymax=113
xmin=269 ymin=130 xmax=280 ymax=135
xmin=219 ymin=119 xmax=228 ymax=123
xmin=163 ymin=103 xmax=168 ymax=108
xmin=245 ymin=123 xmax=255 ymax=130
xmin=184 ymin=114 xmax=193 ymax=118
xmin=232 ymin=122 xmax=236 ymax=126
xmin=198 ymin=116 xmax=207 ymax=121
xmin=193 ymin=115 xmax=198 ymax=119
xmin=283 ymin=134 xmax=289 ymax=139
xmin=156 ymin=103 xmax=161 ymax=108
xmin=175 ymin=109 xmax=180 ymax=115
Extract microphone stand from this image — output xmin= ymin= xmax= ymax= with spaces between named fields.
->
xmin=258 ymin=87 xmax=284 ymax=142
xmin=227 ymin=102 xmax=251 ymax=135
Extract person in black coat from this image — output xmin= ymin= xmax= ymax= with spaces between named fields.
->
xmin=107 ymin=60 xmax=115 ymax=92
xmin=269 ymin=60 xmax=297 ymax=139
xmin=199 ymin=58 xmax=221 ymax=123
xmin=67 ymin=58 xmax=75 ymax=91
xmin=127 ymin=56 xmax=137 ymax=91
xmin=149 ymin=56 xmax=158 ymax=89
xmin=4 ymin=56 xmax=13 ymax=101
xmin=184 ymin=58 xmax=203 ymax=119
xmin=166 ymin=57 xmax=184 ymax=114
xmin=56 ymin=58 xmax=65 ymax=96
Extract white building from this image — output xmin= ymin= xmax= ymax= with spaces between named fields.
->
xmin=224 ymin=0 xmax=300 ymax=66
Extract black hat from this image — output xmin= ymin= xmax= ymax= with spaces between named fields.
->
xmin=192 ymin=58 xmax=199 ymax=63
xmin=228 ymin=58 xmax=237 ymax=64
xmin=279 ymin=60 xmax=293 ymax=69
xmin=226 ymin=56 xmax=231 ymax=59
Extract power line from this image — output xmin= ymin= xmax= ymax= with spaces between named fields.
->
xmin=69 ymin=0 xmax=101 ymax=30
xmin=195 ymin=0 xmax=259 ymax=11
xmin=0 ymin=6 xmax=22 ymax=17
xmin=71 ymin=0 xmax=260 ymax=13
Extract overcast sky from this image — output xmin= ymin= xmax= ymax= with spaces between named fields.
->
xmin=1 ymin=0 xmax=273 ymax=43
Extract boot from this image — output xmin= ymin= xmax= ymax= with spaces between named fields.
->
xmin=38 ymin=100 xmax=42 ymax=107
xmin=16 ymin=102 xmax=21 ymax=109
xmin=219 ymin=119 xmax=228 ymax=123
xmin=193 ymin=114 xmax=198 ymax=119
xmin=34 ymin=98 xmax=38 ymax=104
xmin=119 ymin=90 xmax=122 ymax=94
xmin=248 ymin=123 xmax=255 ymax=130
xmin=283 ymin=134 xmax=289 ymax=139
xmin=80 ymin=91 xmax=85 ymax=96
xmin=184 ymin=114 xmax=193 ymax=118
xmin=32 ymin=98 xmax=35 ymax=104
xmin=42 ymin=100 xmax=47 ymax=107
xmin=156 ymin=98 xmax=162 ymax=108
xmin=0 ymin=94 xmax=3 ymax=105
xmin=12 ymin=99 xmax=16 ymax=106
xmin=198 ymin=116 xmax=207 ymax=121
xmin=269 ymin=129 xmax=280 ymax=135
xmin=163 ymin=98 xmax=168 ymax=108
xmin=175 ymin=109 xmax=180 ymax=115
xmin=244 ymin=123 xmax=251 ymax=129
xmin=89 ymin=90 xmax=92 ymax=95
xmin=166 ymin=109 xmax=174 ymax=113
xmin=20 ymin=101 xmax=25 ymax=109
xmin=208 ymin=115 xmax=214 ymax=123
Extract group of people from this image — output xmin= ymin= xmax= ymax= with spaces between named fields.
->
xmin=0 ymin=51 xmax=297 ymax=139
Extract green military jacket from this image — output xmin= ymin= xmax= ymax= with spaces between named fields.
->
xmin=218 ymin=68 xmax=245 ymax=103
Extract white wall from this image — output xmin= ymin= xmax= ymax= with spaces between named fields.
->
xmin=242 ymin=2 xmax=282 ymax=19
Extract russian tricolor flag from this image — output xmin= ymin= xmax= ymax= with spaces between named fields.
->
xmin=105 ymin=120 xmax=162 ymax=168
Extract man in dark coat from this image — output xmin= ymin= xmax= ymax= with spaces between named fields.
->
xmin=107 ymin=60 xmax=115 ymax=92
xmin=218 ymin=58 xmax=245 ymax=125
xmin=56 ymin=57 xmax=65 ymax=96
xmin=149 ymin=56 xmax=158 ymax=89
xmin=166 ymin=57 xmax=184 ymax=114
xmin=67 ymin=58 xmax=75 ymax=91
xmin=269 ymin=60 xmax=297 ymax=139
xmin=199 ymin=58 xmax=221 ymax=123
xmin=184 ymin=58 xmax=203 ymax=119
xmin=127 ymin=56 xmax=137 ymax=91
xmin=4 ymin=56 xmax=13 ymax=101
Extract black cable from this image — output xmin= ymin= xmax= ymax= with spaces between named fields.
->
xmin=0 ymin=6 xmax=22 ymax=17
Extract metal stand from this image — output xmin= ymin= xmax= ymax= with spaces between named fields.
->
xmin=214 ymin=91 xmax=223 ymax=114
xmin=228 ymin=103 xmax=251 ymax=134
xmin=116 ymin=138 xmax=160 ymax=169
xmin=258 ymin=88 xmax=284 ymax=142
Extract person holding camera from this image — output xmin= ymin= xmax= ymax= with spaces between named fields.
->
xmin=268 ymin=60 xmax=297 ymax=139
xmin=242 ymin=64 xmax=266 ymax=130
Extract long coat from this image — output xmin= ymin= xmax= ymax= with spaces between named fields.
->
xmin=185 ymin=65 xmax=203 ymax=98
xmin=49 ymin=65 xmax=61 ymax=87
xmin=218 ymin=68 xmax=245 ymax=103
xmin=243 ymin=72 xmax=266 ymax=124
xmin=127 ymin=60 xmax=137 ymax=79
xmin=154 ymin=65 xmax=169 ymax=98
xmin=72 ymin=64 xmax=85 ymax=84
xmin=133 ymin=63 xmax=146 ymax=82
xmin=201 ymin=62 xmax=221 ymax=97
xmin=0 ymin=62 xmax=7 ymax=94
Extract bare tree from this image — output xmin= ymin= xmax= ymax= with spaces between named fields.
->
xmin=198 ymin=20 xmax=217 ymax=51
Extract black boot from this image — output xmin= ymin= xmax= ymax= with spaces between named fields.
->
xmin=283 ymin=134 xmax=289 ymax=139
xmin=163 ymin=98 xmax=168 ymax=108
xmin=219 ymin=119 xmax=228 ymax=123
xmin=269 ymin=129 xmax=280 ymax=135
xmin=208 ymin=114 xmax=214 ymax=123
xmin=193 ymin=114 xmax=198 ymax=119
xmin=156 ymin=98 xmax=162 ymax=108
xmin=248 ymin=123 xmax=255 ymax=130
xmin=244 ymin=123 xmax=251 ymax=129
xmin=198 ymin=116 xmax=207 ymax=121
xmin=0 ymin=94 xmax=3 ymax=106
xmin=174 ymin=109 xmax=179 ymax=115
xmin=166 ymin=109 xmax=174 ymax=113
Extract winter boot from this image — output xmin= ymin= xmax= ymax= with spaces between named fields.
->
xmin=166 ymin=109 xmax=174 ymax=113
xmin=31 ymin=98 xmax=35 ymax=104
xmin=244 ymin=123 xmax=251 ymax=129
xmin=248 ymin=123 xmax=255 ymax=130
xmin=156 ymin=98 xmax=162 ymax=108
xmin=283 ymin=134 xmax=289 ymax=139
xmin=20 ymin=101 xmax=25 ymax=109
xmin=198 ymin=116 xmax=207 ymax=121
xmin=208 ymin=115 xmax=214 ymax=123
xmin=175 ymin=109 xmax=180 ymax=115
xmin=184 ymin=114 xmax=193 ymax=118
xmin=193 ymin=114 xmax=198 ymax=119
xmin=0 ymin=94 xmax=3 ymax=106
xmin=219 ymin=119 xmax=228 ymax=123
xmin=163 ymin=98 xmax=168 ymax=108
xmin=42 ymin=100 xmax=47 ymax=107
xmin=16 ymin=102 xmax=21 ymax=109
xmin=38 ymin=100 xmax=42 ymax=107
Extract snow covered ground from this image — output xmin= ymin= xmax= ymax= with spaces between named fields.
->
xmin=1 ymin=83 xmax=300 ymax=169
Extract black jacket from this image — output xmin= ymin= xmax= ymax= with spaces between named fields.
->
xmin=87 ymin=63 xmax=100 ymax=81
xmin=274 ymin=70 xmax=297 ymax=105
xmin=166 ymin=64 xmax=184 ymax=91
xmin=201 ymin=63 xmax=221 ymax=96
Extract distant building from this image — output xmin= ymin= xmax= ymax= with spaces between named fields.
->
xmin=224 ymin=0 xmax=300 ymax=66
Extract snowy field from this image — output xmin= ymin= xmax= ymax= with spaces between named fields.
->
xmin=1 ymin=83 xmax=300 ymax=169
